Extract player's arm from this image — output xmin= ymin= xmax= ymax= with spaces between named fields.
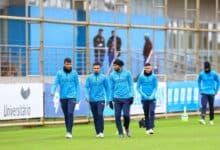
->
xmin=85 ymin=77 xmax=90 ymax=102
xmin=137 ymin=76 xmax=147 ymax=99
xmin=214 ymin=73 xmax=220 ymax=94
xmin=75 ymin=71 xmax=80 ymax=102
xmin=149 ymin=76 xmax=158 ymax=100
xmin=104 ymin=77 xmax=111 ymax=102
xmin=51 ymin=72 xmax=60 ymax=96
xmin=109 ymin=75 xmax=114 ymax=101
xmin=128 ymin=72 xmax=134 ymax=97
xmin=197 ymin=73 xmax=202 ymax=93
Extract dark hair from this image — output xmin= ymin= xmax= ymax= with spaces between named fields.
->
xmin=204 ymin=61 xmax=211 ymax=71
xmin=204 ymin=61 xmax=211 ymax=68
xmin=144 ymin=63 xmax=151 ymax=66
xmin=111 ymin=30 xmax=115 ymax=34
xmin=64 ymin=58 xmax=72 ymax=64
xmin=98 ymin=28 xmax=103 ymax=32
xmin=113 ymin=59 xmax=124 ymax=67
xmin=93 ymin=62 xmax=101 ymax=67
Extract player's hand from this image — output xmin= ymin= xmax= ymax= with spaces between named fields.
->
xmin=129 ymin=97 xmax=134 ymax=105
xmin=148 ymin=94 xmax=155 ymax=100
xmin=85 ymin=99 xmax=90 ymax=103
xmin=143 ymin=95 xmax=149 ymax=100
xmin=109 ymin=101 xmax=114 ymax=110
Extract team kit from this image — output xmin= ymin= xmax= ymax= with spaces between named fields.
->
xmin=51 ymin=58 xmax=219 ymax=139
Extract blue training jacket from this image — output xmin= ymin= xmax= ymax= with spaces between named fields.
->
xmin=109 ymin=69 xmax=134 ymax=100
xmin=51 ymin=69 xmax=80 ymax=101
xmin=197 ymin=71 xmax=219 ymax=95
xmin=85 ymin=73 xmax=110 ymax=102
xmin=137 ymin=73 xmax=158 ymax=100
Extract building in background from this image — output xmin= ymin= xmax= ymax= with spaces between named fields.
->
xmin=0 ymin=0 xmax=220 ymax=80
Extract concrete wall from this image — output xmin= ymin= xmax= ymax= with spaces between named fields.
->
xmin=168 ymin=0 xmax=216 ymax=22
xmin=0 ymin=0 xmax=9 ymax=9
xmin=0 ymin=0 xmax=24 ymax=9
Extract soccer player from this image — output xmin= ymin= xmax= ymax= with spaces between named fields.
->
xmin=137 ymin=63 xmax=158 ymax=134
xmin=85 ymin=62 xmax=110 ymax=138
xmin=198 ymin=61 xmax=219 ymax=125
xmin=51 ymin=58 xmax=80 ymax=139
xmin=109 ymin=59 xmax=134 ymax=138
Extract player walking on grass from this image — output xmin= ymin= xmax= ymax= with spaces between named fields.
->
xmin=51 ymin=58 xmax=80 ymax=139
xmin=137 ymin=63 xmax=158 ymax=135
xmin=198 ymin=61 xmax=219 ymax=125
xmin=85 ymin=62 xmax=110 ymax=138
xmin=109 ymin=59 xmax=134 ymax=138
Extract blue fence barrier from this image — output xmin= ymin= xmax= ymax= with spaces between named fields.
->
xmin=44 ymin=83 xmax=90 ymax=118
xmin=44 ymin=81 xmax=220 ymax=118
xmin=167 ymin=81 xmax=199 ymax=112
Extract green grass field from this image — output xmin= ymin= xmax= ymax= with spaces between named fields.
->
xmin=0 ymin=116 xmax=220 ymax=150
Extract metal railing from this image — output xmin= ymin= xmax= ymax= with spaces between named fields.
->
xmin=1 ymin=45 xmax=219 ymax=81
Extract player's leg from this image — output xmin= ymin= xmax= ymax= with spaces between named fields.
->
xmin=208 ymin=95 xmax=215 ymax=125
xmin=97 ymin=101 xmax=105 ymax=137
xmin=60 ymin=99 xmax=68 ymax=135
xmin=149 ymin=100 xmax=156 ymax=134
xmin=66 ymin=99 xmax=76 ymax=137
xmin=90 ymin=102 xmax=99 ymax=136
xmin=200 ymin=94 xmax=208 ymax=125
xmin=122 ymin=100 xmax=131 ymax=137
xmin=114 ymin=101 xmax=124 ymax=137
